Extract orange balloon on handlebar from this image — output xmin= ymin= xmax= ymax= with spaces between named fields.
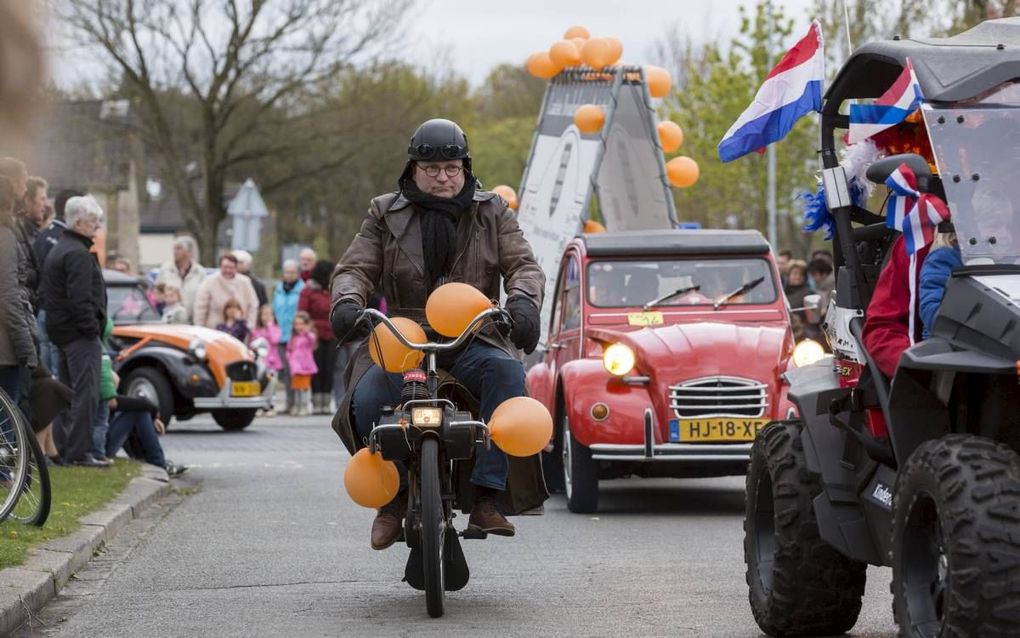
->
xmin=425 ymin=282 xmax=494 ymax=338
xmin=488 ymin=396 xmax=553 ymax=457
xmin=368 ymin=316 xmax=427 ymax=373
xmin=344 ymin=448 xmax=400 ymax=508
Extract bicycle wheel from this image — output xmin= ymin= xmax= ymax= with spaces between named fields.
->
xmin=0 ymin=388 xmax=30 ymax=522
xmin=420 ymin=436 xmax=445 ymax=618
xmin=8 ymin=423 xmax=51 ymax=526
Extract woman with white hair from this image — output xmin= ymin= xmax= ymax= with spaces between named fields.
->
xmin=155 ymin=236 xmax=207 ymax=321
xmin=39 ymin=195 xmax=109 ymax=466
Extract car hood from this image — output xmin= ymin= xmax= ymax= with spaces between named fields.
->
xmin=112 ymin=324 xmax=252 ymax=363
xmin=589 ymin=322 xmax=791 ymax=380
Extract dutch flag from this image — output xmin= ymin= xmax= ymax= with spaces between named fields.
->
xmin=718 ymin=21 xmax=824 ymax=163
xmin=848 ymin=59 xmax=924 ymax=144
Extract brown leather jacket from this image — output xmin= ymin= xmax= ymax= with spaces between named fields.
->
xmin=329 ymin=189 xmax=548 ymax=514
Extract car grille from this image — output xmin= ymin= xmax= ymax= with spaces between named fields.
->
xmin=225 ymin=361 xmax=258 ymax=381
xmin=669 ymin=376 xmax=768 ymax=418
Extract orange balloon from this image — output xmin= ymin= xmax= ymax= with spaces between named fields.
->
xmin=645 ymin=65 xmax=672 ymax=98
xmin=368 ymin=316 xmax=426 ymax=373
xmin=564 ymin=25 xmax=590 ymax=40
xmin=605 ymin=37 xmax=624 ymax=65
xmin=344 ymin=448 xmax=400 ymax=508
xmin=526 ymin=52 xmax=559 ymax=79
xmin=666 ymin=156 xmax=700 ymax=188
xmin=489 ymin=396 xmax=554 ymax=457
xmin=658 ymin=121 xmax=684 ymax=153
xmin=574 ymin=104 xmax=604 ymax=134
xmin=581 ymin=37 xmax=612 ymax=69
xmin=549 ymin=40 xmax=581 ymax=69
xmin=425 ymin=282 xmax=493 ymax=338
xmin=583 ymin=219 xmax=607 ymax=233
xmin=492 ymin=184 xmax=518 ymax=210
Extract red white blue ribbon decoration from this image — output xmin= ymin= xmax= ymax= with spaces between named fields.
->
xmin=883 ymin=162 xmax=951 ymax=344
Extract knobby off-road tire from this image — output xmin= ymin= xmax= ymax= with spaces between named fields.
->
xmin=892 ymin=435 xmax=1020 ymax=638
xmin=744 ymin=420 xmax=867 ymax=636
xmin=420 ymin=437 xmax=445 ymax=618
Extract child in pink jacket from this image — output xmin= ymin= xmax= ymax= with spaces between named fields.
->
xmin=251 ymin=305 xmax=283 ymax=372
xmin=286 ymin=311 xmax=318 ymax=416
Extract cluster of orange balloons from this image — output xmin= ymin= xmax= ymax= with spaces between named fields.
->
xmin=527 ymin=26 xmax=625 ymax=79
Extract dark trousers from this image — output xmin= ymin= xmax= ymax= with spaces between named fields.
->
xmin=54 ymin=338 xmax=101 ymax=462
xmin=0 ymin=366 xmax=19 ymax=403
xmin=351 ymin=341 xmax=524 ymax=491
xmin=312 ymin=338 xmax=337 ymax=395
xmin=106 ymin=409 xmax=165 ymax=468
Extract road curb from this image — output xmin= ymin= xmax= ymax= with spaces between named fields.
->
xmin=0 ymin=465 xmax=173 ymax=636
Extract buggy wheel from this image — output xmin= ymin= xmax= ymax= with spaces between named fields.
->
xmin=744 ymin=420 xmax=866 ymax=636
xmin=0 ymin=388 xmax=30 ymax=522
xmin=563 ymin=416 xmax=598 ymax=513
xmin=8 ymin=424 xmax=51 ymax=526
xmin=124 ymin=367 xmax=175 ymax=425
xmin=212 ymin=409 xmax=257 ymax=431
xmin=420 ymin=437 xmax=445 ymax=618
xmin=892 ymin=435 xmax=1020 ymax=637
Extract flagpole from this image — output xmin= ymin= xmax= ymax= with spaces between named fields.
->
xmin=766 ymin=1 xmax=778 ymax=252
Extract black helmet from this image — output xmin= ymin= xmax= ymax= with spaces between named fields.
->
xmin=407 ymin=119 xmax=471 ymax=168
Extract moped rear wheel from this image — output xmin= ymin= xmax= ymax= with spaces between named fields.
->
xmin=0 ymin=388 xmax=30 ymax=523
xmin=420 ymin=437 xmax=445 ymax=618
xmin=8 ymin=423 xmax=51 ymax=526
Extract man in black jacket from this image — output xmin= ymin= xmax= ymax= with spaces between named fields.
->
xmin=40 ymin=195 xmax=108 ymax=466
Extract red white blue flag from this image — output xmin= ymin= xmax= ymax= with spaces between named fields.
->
xmin=884 ymin=161 xmax=951 ymax=344
xmin=848 ymin=59 xmax=924 ymax=144
xmin=884 ymin=163 xmax=951 ymax=256
xmin=718 ymin=21 xmax=824 ymax=162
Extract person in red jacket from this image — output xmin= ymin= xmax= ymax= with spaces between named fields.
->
xmin=298 ymin=260 xmax=336 ymax=414
xmin=862 ymin=236 xmax=931 ymax=379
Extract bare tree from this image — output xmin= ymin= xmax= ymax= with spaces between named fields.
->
xmin=55 ymin=0 xmax=413 ymax=262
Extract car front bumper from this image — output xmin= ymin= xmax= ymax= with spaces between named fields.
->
xmin=192 ymin=376 xmax=277 ymax=410
xmin=588 ymin=408 xmax=753 ymax=462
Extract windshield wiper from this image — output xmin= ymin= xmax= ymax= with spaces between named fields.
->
xmin=713 ymin=276 xmax=765 ymax=310
xmin=642 ymin=285 xmax=700 ymax=311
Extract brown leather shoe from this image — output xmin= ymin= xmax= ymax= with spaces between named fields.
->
xmin=371 ymin=493 xmax=407 ymax=550
xmin=468 ymin=496 xmax=515 ymax=537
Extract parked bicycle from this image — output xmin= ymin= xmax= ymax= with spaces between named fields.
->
xmin=0 ymin=387 xmax=51 ymax=526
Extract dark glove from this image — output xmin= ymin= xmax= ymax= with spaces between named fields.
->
xmin=330 ymin=299 xmax=368 ymax=344
xmin=505 ymin=296 xmax=541 ymax=354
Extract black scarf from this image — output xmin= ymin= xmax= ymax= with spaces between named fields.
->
xmin=400 ymin=177 xmax=477 ymax=289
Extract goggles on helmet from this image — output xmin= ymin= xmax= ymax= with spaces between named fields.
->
xmin=410 ymin=143 xmax=467 ymax=161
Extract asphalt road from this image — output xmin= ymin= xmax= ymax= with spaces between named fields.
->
xmin=19 ymin=414 xmax=899 ymax=637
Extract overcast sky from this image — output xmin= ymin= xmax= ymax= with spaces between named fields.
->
xmin=403 ymin=0 xmax=816 ymax=85
xmin=49 ymin=0 xmax=817 ymax=90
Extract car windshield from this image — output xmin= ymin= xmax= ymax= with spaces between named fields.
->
xmin=923 ymin=94 xmax=1020 ymax=264
xmin=107 ymin=284 xmax=160 ymax=324
xmin=587 ymin=257 xmax=777 ymax=308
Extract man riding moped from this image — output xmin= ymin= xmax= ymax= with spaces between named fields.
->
xmin=330 ymin=118 xmax=546 ymax=550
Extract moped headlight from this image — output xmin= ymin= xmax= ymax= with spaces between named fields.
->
xmin=603 ymin=343 xmax=636 ymax=377
xmin=188 ymin=338 xmax=208 ymax=361
xmin=250 ymin=337 xmax=270 ymax=360
xmin=792 ymin=339 xmax=826 ymax=367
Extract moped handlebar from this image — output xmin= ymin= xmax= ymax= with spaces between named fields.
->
xmin=360 ymin=307 xmax=511 ymax=353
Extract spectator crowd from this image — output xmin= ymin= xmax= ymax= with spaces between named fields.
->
xmin=776 ymin=247 xmax=836 ymax=342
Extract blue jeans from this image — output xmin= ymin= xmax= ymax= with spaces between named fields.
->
xmin=351 ymin=341 xmax=524 ymax=491
xmin=36 ymin=312 xmax=60 ymax=378
xmin=106 ymin=409 xmax=165 ymax=468
xmin=93 ymin=399 xmax=110 ymax=459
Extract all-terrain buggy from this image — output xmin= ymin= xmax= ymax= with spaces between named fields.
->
xmin=745 ymin=18 xmax=1020 ymax=637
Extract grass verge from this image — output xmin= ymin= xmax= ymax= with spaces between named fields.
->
xmin=0 ymin=459 xmax=140 ymax=569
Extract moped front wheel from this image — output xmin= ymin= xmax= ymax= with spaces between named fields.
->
xmin=420 ymin=436 xmax=445 ymax=618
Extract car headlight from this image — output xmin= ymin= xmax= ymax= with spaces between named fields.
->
xmin=188 ymin=338 xmax=208 ymax=361
xmin=603 ymin=343 xmax=636 ymax=376
xmin=792 ymin=339 xmax=826 ymax=367
xmin=250 ymin=337 xmax=270 ymax=360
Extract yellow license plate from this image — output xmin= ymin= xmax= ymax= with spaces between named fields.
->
xmin=627 ymin=311 xmax=664 ymax=326
xmin=231 ymin=381 xmax=261 ymax=397
xmin=674 ymin=418 xmax=768 ymax=442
